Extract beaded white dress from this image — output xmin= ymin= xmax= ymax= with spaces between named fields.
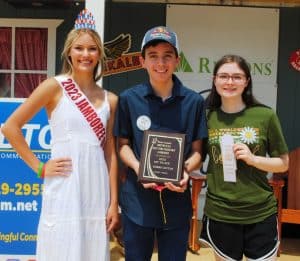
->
xmin=36 ymin=76 xmax=110 ymax=260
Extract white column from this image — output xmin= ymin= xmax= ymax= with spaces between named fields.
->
xmin=85 ymin=0 xmax=105 ymax=40
xmin=85 ymin=0 xmax=105 ymax=84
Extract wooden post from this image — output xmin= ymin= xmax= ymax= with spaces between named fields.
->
xmin=189 ymin=176 xmax=206 ymax=252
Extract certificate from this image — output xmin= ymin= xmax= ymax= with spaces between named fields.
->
xmin=138 ymin=130 xmax=185 ymax=184
xmin=220 ymin=134 xmax=237 ymax=182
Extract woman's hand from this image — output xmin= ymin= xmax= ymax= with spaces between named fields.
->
xmin=44 ymin=157 xmax=72 ymax=177
xmin=233 ymin=143 xmax=289 ymax=173
xmin=233 ymin=143 xmax=255 ymax=166
xmin=106 ymin=203 xmax=119 ymax=233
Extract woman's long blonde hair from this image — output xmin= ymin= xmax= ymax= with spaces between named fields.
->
xmin=61 ymin=28 xmax=106 ymax=81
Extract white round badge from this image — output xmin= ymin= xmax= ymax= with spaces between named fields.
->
xmin=136 ymin=115 xmax=151 ymax=131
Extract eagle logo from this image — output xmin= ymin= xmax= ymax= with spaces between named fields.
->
xmin=104 ymin=33 xmax=131 ymax=60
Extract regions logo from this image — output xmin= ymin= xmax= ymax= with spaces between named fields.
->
xmin=176 ymin=52 xmax=193 ymax=73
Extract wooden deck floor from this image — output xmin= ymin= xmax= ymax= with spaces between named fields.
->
xmin=110 ymin=233 xmax=300 ymax=260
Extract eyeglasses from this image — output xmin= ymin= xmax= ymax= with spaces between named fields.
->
xmin=215 ymin=73 xmax=247 ymax=83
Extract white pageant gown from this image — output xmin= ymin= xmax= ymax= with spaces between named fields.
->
xmin=36 ymin=76 xmax=110 ymax=260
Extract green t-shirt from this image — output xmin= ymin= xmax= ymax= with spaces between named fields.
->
xmin=204 ymin=106 xmax=288 ymax=224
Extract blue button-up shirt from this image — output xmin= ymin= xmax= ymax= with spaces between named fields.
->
xmin=114 ymin=75 xmax=207 ymax=228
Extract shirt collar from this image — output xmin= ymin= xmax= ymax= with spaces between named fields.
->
xmin=144 ymin=74 xmax=185 ymax=98
xmin=144 ymin=74 xmax=185 ymax=97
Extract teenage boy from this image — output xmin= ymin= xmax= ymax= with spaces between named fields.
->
xmin=114 ymin=26 xmax=207 ymax=261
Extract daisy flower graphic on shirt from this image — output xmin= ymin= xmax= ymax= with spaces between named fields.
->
xmin=239 ymin=127 xmax=257 ymax=144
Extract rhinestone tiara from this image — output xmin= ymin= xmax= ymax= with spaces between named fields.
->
xmin=74 ymin=9 xmax=96 ymax=30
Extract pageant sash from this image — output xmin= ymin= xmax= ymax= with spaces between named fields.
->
xmin=56 ymin=76 xmax=106 ymax=148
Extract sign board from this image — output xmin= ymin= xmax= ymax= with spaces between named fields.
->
xmin=167 ymin=5 xmax=279 ymax=109
xmin=0 ymin=98 xmax=50 ymax=260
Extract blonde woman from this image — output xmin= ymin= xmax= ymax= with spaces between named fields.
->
xmin=1 ymin=10 xmax=118 ymax=260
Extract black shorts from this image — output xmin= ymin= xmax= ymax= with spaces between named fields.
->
xmin=199 ymin=214 xmax=279 ymax=260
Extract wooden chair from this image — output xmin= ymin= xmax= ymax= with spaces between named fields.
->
xmin=268 ymin=175 xmax=285 ymax=256
xmin=277 ymin=148 xmax=300 ymax=254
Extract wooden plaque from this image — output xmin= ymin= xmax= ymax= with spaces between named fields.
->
xmin=138 ymin=130 xmax=185 ymax=184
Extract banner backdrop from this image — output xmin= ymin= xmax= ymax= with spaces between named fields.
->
xmin=0 ymin=98 xmax=50 ymax=260
xmin=167 ymin=5 xmax=279 ymax=109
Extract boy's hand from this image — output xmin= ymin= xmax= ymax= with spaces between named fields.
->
xmin=142 ymin=182 xmax=166 ymax=191
xmin=164 ymin=171 xmax=189 ymax=193
xmin=142 ymin=182 xmax=158 ymax=189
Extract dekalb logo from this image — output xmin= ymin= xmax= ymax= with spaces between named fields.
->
xmin=103 ymin=34 xmax=142 ymax=76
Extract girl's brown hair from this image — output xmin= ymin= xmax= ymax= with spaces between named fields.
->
xmin=206 ymin=54 xmax=262 ymax=111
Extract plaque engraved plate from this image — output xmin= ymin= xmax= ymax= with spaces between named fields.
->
xmin=138 ymin=130 xmax=185 ymax=184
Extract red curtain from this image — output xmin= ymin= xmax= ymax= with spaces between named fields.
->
xmin=0 ymin=73 xmax=11 ymax=97
xmin=15 ymin=73 xmax=47 ymax=98
xmin=15 ymin=28 xmax=47 ymax=70
xmin=0 ymin=27 xmax=12 ymax=69
xmin=0 ymin=28 xmax=11 ymax=97
xmin=15 ymin=28 xmax=48 ymax=97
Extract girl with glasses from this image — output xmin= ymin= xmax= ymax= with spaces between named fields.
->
xmin=199 ymin=54 xmax=289 ymax=261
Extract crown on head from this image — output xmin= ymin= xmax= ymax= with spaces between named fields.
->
xmin=74 ymin=9 xmax=96 ymax=30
